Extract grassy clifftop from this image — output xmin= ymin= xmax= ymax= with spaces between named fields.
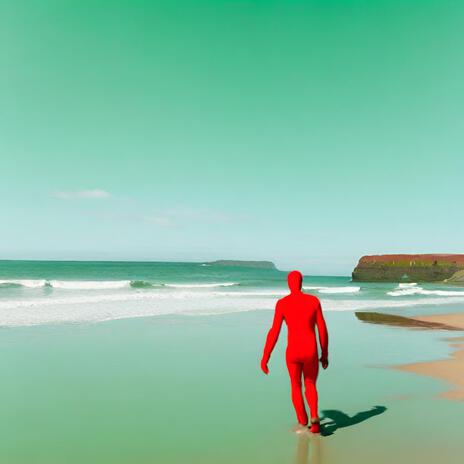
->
xmin=352 ymin=254 xmax=464 ymax=282
xmin=446 ymin=269 xmax=464 ymax=284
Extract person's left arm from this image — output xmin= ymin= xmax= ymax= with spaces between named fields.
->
xmin=260 ymin=301 xmax=284 ymax=374
xmin=315 ymin=299 xmax=329 ymax=369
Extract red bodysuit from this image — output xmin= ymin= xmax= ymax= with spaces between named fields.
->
xmin=261 ymin=271 xmax=329 ymax=432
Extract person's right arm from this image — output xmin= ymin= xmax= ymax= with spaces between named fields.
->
xmin=260 ymin=301 xmax=284 ymax=374
xmin=315 ymin=300 xmax=329 ymax=369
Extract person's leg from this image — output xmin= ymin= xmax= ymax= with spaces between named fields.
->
xmin=302 ymin=359 xmax=320 ymax=431
xmin=286 ymin=361 xmax=308 ymax=425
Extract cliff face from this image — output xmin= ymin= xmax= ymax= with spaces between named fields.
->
xmin=446 ymin=270 xmax=464 ymax=284
xmin=352 ymin=254 xmax=464 ymax=282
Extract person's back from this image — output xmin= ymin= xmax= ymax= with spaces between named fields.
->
xmin=260 ymin=270 xmax=328 ymax=434
xmin=279 ymin=292 xmax=321 ymax=361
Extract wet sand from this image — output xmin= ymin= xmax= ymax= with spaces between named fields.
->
xmin=3 ymin=310 xmax=464 ymax=463
xmin=356 ymin=311 xmax=464 ymax=400
xmin=396 ymin=337 xmax=464 ymax=400
xmin=414 ymin=313 xmax=464 ymax=330
xmin=355 ymin=311 xmax=463 ymax=331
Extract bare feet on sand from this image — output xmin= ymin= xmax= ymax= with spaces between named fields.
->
xmin=292 ymin=424 xmax=309 ymax=434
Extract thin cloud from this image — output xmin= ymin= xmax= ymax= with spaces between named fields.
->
xmin=53 ymin=189 xmax=112 ymax=200
xmin=143 ymin=215 xmax=173 ymax=227
xmin=142 ymin=208 xmax=236 ymax=228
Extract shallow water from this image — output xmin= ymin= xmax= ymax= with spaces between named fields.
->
xmin=1 ymin=310 xmax=463 ymax=463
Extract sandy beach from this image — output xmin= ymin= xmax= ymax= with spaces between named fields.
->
xmin=414 ymin=313 xmax=464 ymax=330
xmin=357 ymin=311 xmax=464 ymax=401
xmin=397 ymin=314 xmax=464 ymax=401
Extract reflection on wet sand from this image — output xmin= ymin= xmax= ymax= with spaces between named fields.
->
xmin=355 ymin=311 xmax=461 ymax=331
xmin=293 ymin=405 xmax=386 ymax=463
xmin=295 ymin=432 xmax=321 ymax=464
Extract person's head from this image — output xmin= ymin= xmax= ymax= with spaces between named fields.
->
xmin=287 ymin=270 xmax=303 ymax=293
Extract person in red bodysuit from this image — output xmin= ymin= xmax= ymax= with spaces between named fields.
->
xmin=260 ymin=270 xmax=329 ymax=434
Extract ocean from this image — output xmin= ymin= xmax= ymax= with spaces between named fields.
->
xmin=2 ymin=260 xmax=464 ymax=463
xmin=1 ymin=260 xmax=464 ymax=327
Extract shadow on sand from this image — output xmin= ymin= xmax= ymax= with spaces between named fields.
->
xmin=320 ymin=405 xmax=387 ymax=436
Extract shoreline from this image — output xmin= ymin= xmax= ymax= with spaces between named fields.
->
xmin=397 ymin=314 xmax=464 ymax=401
xmin=356 ymin=311 xmax=464 ymax=400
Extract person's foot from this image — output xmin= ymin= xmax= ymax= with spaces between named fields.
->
xmin=309 ymin=418 xmax=321 ymax=434
xmin=292 ymin=423 xmax=309 ymax=434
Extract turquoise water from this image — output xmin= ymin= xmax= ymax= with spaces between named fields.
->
xmin=1 ymin=260 xmax=464 ymax=326
xmin=1 ymin=311 xmax=463 ymax=463
xmin=1 ymin=261 xmax=464 ymax=463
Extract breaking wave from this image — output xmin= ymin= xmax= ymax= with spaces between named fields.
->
xmin=0 ymin=279 xmax=132 ymax=290
xmin=387 ymin=283 xmax=464 ymax=297
xmin=50 ymin=280 xmax=131 ymax=290
xmin=2 ymin=275 xmax=464 ymax=327
xmin=0 ymin=279 xmax=47 ymax=288
xmin=0 ymin=279 xmax=238 ymax=290
xmin=304 ymin=286 xmax=361 ymax=294
xmin=1 ymin=285 xmax=464 ymax=327
xmin=163 ymin=282 xmax=238 ymax=288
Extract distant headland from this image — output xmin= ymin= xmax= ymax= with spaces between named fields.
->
xmin=206 ymin=260 xmax=277 ymax=270
xmin=352 ymin=254 xmax=464 ymax=283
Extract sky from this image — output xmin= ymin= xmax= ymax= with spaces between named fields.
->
xmin=1 ymin=0 xmax=463 ymax=275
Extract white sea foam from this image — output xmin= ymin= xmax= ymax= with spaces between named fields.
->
xmin=49 ymin=280 xmax=131 ymax=290
xmin=0 ymin=279 xmax=47 ymax=288
xmin=387 ymin=288 xmax=419 ymax=296
xmin=387 ymin=282 xmax=464 ymax=297
xmin=218 ymin=290 xmax=287 ymax=297
xmin=164 ymin=282 xmax=238 ymax=288
xmin=1 ymin=286 xmax=464 ymax=327
xmin=423 ymin=289 xmax=464 ymax=296
xmin=0 ymin=279 xmax=238 ymax=291
xmin=304 ymin=286 xmax=361 ymax=294
xmin=0 ymin=279 xmax=132 ymax=290
xmin=388 ymin=285 xmax=464 ymax=297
